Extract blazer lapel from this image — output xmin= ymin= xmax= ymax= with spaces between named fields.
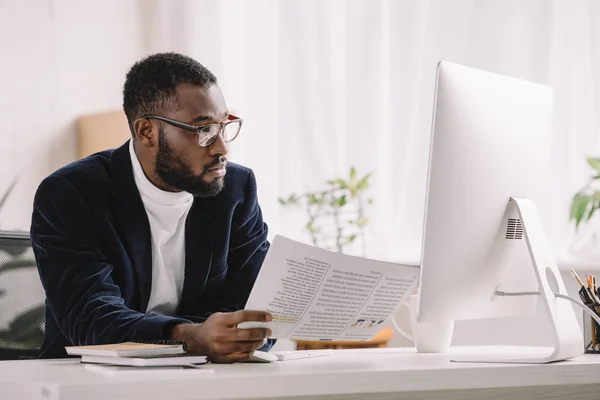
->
xmin=110 ymin=140 xmax=153 ymax=311
xmin=179 ymin=197 xmax=215 ymax=313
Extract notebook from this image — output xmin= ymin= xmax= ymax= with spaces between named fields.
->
xmin=65 ymin=340 xmax=187 ymax=358
xmin=80 ymin=354 xmax=207 ymax=367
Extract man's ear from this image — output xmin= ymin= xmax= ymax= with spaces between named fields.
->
xmin=133 ymin=118 xmax=157 ymax=147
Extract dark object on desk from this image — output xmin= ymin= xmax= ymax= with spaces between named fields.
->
xmin=583 ymin=310 xmax=600 ymax=354
xmin=571 ymin=270 xmax=600 ymax=354
xmin=0 ymin=231 xmax=45 ymax=360
xmin=578 ymin=285 xmax=600 ymax=353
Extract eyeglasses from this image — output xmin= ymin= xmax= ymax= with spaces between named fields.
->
xmin=142 ymin=114 xmax=243 ymax=147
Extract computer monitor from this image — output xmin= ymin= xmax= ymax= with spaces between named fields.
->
xmin=416 ymin=62 xmax=583 ymax=363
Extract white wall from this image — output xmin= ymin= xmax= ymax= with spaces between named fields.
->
xmin=0 ymin=0 xmax=145 ymax=230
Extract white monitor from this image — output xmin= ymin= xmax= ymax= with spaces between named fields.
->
xmin=416 ymin=62 xmax=583 ymax=363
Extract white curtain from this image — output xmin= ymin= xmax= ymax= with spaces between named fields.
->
xmin=146 ymin=0 xmax=600 ymax=263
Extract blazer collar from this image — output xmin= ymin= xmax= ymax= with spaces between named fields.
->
xmin=109 ymin=140 xmax=216 ymax=312
xmin=110 ymin=140 xmax=153 ymax=310
xmin=111 ymin=140 xmax=141 ymax=205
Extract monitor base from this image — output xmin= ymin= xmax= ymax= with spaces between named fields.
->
xmin=451 ymin=197 xmax=583 ymax=364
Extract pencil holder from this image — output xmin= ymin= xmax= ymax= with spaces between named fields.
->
xmin=583 ymin=309 xmax=600 ymax=354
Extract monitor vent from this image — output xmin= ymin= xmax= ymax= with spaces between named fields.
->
xmin=506 ymin=218 xmax=523 ymax=240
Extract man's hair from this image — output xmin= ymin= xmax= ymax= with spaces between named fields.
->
xmin=123 ymin=52 xmax=217 ymax=136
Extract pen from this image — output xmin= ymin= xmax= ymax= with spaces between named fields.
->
xmin=590 ymin=274 xmax=600 ymax=350
xmin=596 ymin=276 xmax=600 ymax=351
xmin=586 ymin=275 xmax=599 ymax=304
xmin=593 ymin=318 xmax=597 ymax=350
xmin=579 ymin=287 xmax=592 ymax=304
xmin=573 ymin=270 xmax=593 ymax=303
xmin=574 ymin=270 xmax=593 ymax=304
xmin=572 ymin=269 xmax=585 ymax=288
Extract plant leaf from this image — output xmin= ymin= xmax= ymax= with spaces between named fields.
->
xmin=338 ymin=195 xmax=347 ymax=207
xmin=356 ymin=173 xmax=372 ymax=191
xmin=330 ymin=178 xmax=348 ymax=189
xmin=570 ymin=194 xmax=592 ymax=229
xmin=588 ymin=203 xmax=597 ymax=221
xmin=350 ymin=167 xmax=357 ymax=181
xmin=588 ymin=158 xmax=600 ymax=174
xmin=356 ymin=218 xmax=369 ymax=228
xmin=345 ymin=235 xmax=357 ymax=244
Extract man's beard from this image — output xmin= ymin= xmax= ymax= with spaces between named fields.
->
xmin=155 ymin=127 xmax=225 ymax=197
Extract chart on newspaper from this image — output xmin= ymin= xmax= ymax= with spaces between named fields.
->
xmin=239 ymin=235 xmax=420 ymax=341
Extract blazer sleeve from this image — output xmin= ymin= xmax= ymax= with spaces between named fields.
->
xmin=220 ymin=169 xmax=274 ymax=351
xmin=30 ymin=175 xmax=189 ymax=346
xmin=219 ymin=169 xmax=270 ymax=312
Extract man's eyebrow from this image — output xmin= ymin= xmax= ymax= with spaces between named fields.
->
xmin=190 ymin=115 xmax=213 ymax=123
xmin=190 ymin=112 xmax=229 ymax=124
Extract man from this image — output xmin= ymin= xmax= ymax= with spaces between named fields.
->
xmin=30 ymin=52 xmax=273 ymax=363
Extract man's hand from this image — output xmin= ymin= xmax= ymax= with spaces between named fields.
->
xmin=170 ymin=310 xmax=272 ymax=363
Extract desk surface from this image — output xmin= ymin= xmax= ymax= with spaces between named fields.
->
xmin=2 ymin=346 xmax=600 ymax=400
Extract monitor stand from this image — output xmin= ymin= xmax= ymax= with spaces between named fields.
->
xmin=451 ymin=197 xmax=583 ymax=364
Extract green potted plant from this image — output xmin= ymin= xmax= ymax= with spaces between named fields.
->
xmin=568 ymin=157 xmax=600 ymax=262
xmin=278 ymin=167 xmax=373 ymax=257
xmin=569 ymin=158 xmax=600 ymax=229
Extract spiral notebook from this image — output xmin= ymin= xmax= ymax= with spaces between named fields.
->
xmin=65 ymin=340 xmax=187 ymax=358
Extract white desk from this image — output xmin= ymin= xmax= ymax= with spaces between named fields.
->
xmin=2 ymin=346 xmax=599 ymax=400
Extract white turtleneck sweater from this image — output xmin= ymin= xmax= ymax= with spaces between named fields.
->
xmin=129 ymin=140 xmax=194 ymax=316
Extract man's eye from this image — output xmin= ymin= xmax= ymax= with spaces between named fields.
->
xmin=198 ymin=126 xmax=214 ymax=134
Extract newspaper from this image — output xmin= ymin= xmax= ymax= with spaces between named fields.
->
xmin=238 ymin=235 xmax=420 ymax=341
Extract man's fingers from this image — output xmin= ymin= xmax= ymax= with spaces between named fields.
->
xmin=207 ymin=342 xmax=264 ymax=363
xmin=231 ymin=327 xmax=271 ymax=341
xmin=204 ymin=310 xmax=273 ymax=364
xmin=226 ymin=352 xmax=253 ymax=362
xmin=226 ymin=310 xmax=272 ymax=325
xmin=227 ymin=340 xmax=265 ymax=354
xmin=207 ymin=353 xmax=240 ymax=364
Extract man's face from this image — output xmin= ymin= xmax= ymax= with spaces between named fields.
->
xmin=154 ymin=83 xmax=229 ymax=197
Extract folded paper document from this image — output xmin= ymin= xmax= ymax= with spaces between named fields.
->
xmin=239 ymin=235 xmax=419 ymax=341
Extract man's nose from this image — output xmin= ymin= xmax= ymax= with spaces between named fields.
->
xmin=209 ymin=133 xmax=228 ymax=157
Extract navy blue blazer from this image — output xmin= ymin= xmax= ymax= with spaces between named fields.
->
xmin=30 ymin=140 xmax=270 ymax=358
